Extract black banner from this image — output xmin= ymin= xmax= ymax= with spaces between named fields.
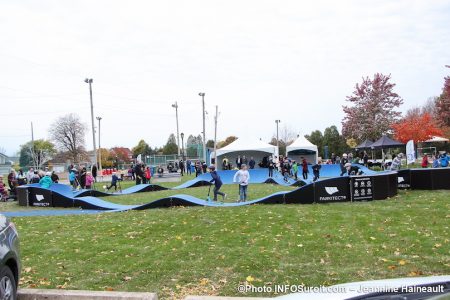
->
xmin=314 ymin=177 xmax=350 ymax=203
xmin=397 ymin=169 xmax=411 ymax=189
xmin=351 ymin=177 xmax=374 ymax=201
xmin=29 ymin=187 xmax=52 ymax=207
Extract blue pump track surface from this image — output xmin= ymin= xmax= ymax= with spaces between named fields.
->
xmin=4 ymin=165 xmax=379 ymax=217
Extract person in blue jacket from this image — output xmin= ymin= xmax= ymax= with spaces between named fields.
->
xmin=439 ymin=152 xmax=449 ymax=167
xmin=39 ymin=172 xmax=53 ymax=189
xmin=209 ymin=165 xmax=226 ymax=201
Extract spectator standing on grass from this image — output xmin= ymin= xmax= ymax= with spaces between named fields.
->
xmin=222 ymin=157 xmax=229 ymax=170
xmin=92 ymin=164 xmax=97 ymax=182
xmin=26 ymin=167 xmax=34 ymax=183
xmin=248 ymin=157 xmax=256 ymax=169
xmin=179 ymin=160 xmax=185 ymax=176
xmin=268 ymin=158 xmax=275 ymax=178
xmin=312 ymin=160 xmax=322 ymax=182
xmin=17 ymin=169 xmax=27 ymax=186
xmin=233 ymin=164 xmax=250 ymax=202
xmin=363 ymin=151 xmax=369 ymax=167
xmin=195 ymin=161 xmax=202 ymax=177
xmin=202 ymin=161 xmax=208 ymax=173
xmin=145 ymin=166 xmax=152 ymax=183
xmin=130 ymin=163 xmax=135 ymax=180
xmin=331 ymin=153 xmax=336 ymax=164
xmin=301 ymin=158 xmax=309 ymax=180
xmin=340 ymin=153 xmax=348 ymax=176
xmin=39 ymin=172 xmax=53 ymax=189
xmin=209 ymin=165 xmax=226 ymax=201
xmin=186 ymin=160 xmax=192 ymax=175
xmin=242 ymin=155 xmax=248 ymax=166
xmin=85 ymin=172 xmax=94 ymax=189
xmin=421 ymin=154 xmax=429 ymax=168
xmin=134 ymin=163 xmax=144 ymax=185
xmin=236 ymin=155 xmax=242 ymax=169
xmin=390 ymin=153 xmax=403 ymax=171
xmin=31 ymin=171 xmax=40 ymax=184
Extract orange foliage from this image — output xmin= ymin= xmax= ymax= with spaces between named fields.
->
xmin=393 ymin=113 xmax=443 ymax=143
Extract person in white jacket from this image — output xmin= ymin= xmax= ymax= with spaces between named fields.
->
xmin=233 ymin=164 xmax=250 ymax=202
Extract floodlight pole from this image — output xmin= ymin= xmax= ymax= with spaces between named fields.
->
xmin=96 ymin=116 xmax=102 ymax=173
xmin=85 ymin=78 xmax=97 ymax=169
xmin=275 ymin=120 xmax=281 ymax=156
xmin=214 ymin=105 xmax=218 ymax=165
xmin=172 ymin=102 xmax=181 ymax=157
xmin=199 ymin=93 xmax=206 ymax=163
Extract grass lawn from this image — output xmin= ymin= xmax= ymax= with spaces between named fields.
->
xmin=11 ymin=189 xmax=450 ymax=299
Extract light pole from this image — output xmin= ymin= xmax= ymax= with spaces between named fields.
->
xmin=275 ymin=119 xmax=281 ymax=156
xmin=85 ymin=78 xmax=97 ymax=169
xmin=180 ymin=132 xmax=185 ymax=160
xmin=172 ymin=102 xmax=181 ymax=157
xmin=96 ymin=116 xmax=102 ymax=173
xmin=199 ymin=92 xmax=206 ymax=163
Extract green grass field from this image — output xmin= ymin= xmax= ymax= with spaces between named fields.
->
xmin=8 ymin=189 xmax=450 ymax=299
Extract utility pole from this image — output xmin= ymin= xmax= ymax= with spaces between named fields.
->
xmin=172 ymin=102 xmax=180 ymax=157
xmin=85 ymin=78 xmax=97 ymax=169
xmin=30 ymin=122 xmax=36 ymax=169
xmin=214 ymin=105 xmax=218 ymax=165
xmin=199 ymin=93 xmax=206 ymax=163
xmin=96 ymin=116 xmax=102 ymax=173
xmin=275 ymin=120 xmax=281 ymax=156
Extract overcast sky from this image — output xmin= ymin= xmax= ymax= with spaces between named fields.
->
xmin=1 ymin=0 xmax=449 ymax=156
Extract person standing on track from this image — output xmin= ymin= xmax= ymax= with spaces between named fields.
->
xmin=233 ymin=164 xmax=250 ymax=202
xmin=301 ymin=157 xmax=309 ymax=180
xmin=340 ymin=153 xmax=348 ymax=176
xmin=312 ymin=160 xmax=322 ymax=182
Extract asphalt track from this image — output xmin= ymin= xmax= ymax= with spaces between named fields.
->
xmin=3 ymin=165 xmax=378 ymax=217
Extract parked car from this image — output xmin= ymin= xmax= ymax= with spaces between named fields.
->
xmin=0 ymin=214 xmax=20 ymax=300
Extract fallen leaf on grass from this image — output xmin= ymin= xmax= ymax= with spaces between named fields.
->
xmin=398 ymin=260 xmax=407 ymax=266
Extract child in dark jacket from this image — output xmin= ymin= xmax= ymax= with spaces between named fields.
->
xmin=209 ymin=166 xmax=226 ymax=201
xmin=312 ymin=160 xmax=322 ymax=182
xmin=106 ymin=172 xmax=122 ymax=191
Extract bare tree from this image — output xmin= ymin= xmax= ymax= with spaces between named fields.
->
xmin=49 ymin=114 xmax=87 ymax=162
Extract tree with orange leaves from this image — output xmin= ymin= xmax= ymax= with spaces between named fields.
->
xmin=392 ymin=112 xmax=443 ymax=143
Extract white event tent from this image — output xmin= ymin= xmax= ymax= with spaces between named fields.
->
xmin=286 ymin=135 xmax=319 ymax=164
xmin=215 ymin=138 xmax=278 ymax=170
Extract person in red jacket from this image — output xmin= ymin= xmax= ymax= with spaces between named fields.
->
xmin=301 ymin=158 xmax=309 ymax=180
xmin=421 ymin=154 xmax=429 ymax=168
xmin=145 ymin=166 xmax=152 ymax=183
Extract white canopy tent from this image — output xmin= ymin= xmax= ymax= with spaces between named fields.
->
xmin=286 ymin=135 xmax=319 ymax=164
xmin=215 ymin=138 xmax=278 ymax=170
xmin=424 ymin=136 xmax=449 ymax=143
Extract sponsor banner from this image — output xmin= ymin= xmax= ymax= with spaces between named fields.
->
xmin=314 ymin=177 xmax=350 ymax=203
xmin=406 ymin=140 xmax=415 ymax=165
xmin=397 ymin=169 xmax=411 ymax=189
xmin=351 ymin=177 xmax=374 ymax=201
xmin=29 ymin=187 xmax=52 ymax=207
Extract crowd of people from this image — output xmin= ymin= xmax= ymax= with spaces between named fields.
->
xmin=1 ymin=149 xmax=448 ymax=201
xmin=1 ymin=167 xmax=60 ymax=200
